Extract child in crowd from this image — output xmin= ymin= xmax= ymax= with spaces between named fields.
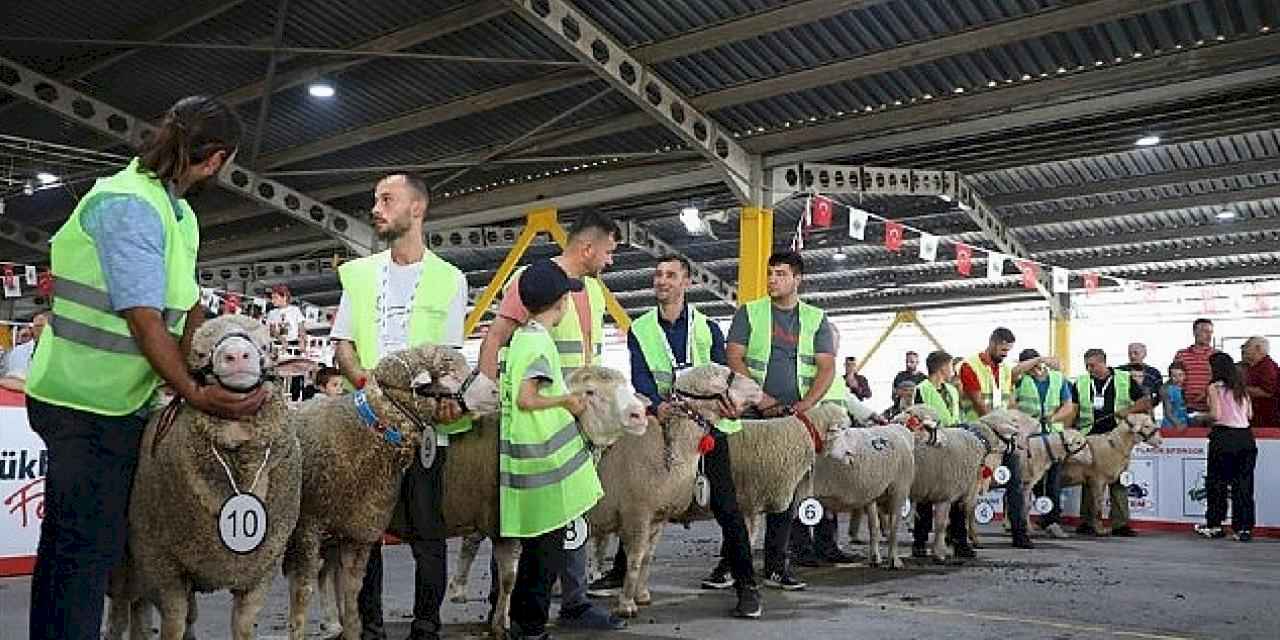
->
xmin=1161 ymin=362 xmax=1190 ymax=430
xmin=301 ymin=366 xmax=344 ymax=401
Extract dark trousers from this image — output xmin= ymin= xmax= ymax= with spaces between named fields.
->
xmin=613 ymin=429 xmax=757 ymax=587
xmin=26 ymin=397 xmax=146 ymax=640
xmin=1205 ymin=427 xmax=1257 ymax=531
xmin=359 ymin=444 xmax=449 ymax=639
xmin=510 ymin=527 xmax=565 ymax=636
xmin=789 ymin=514 xmax=841 ymax=556
xmin=1002 ymin=450 xmax=1028 ymax=536
xmin=1034 ymin=462 xmax=1064 ymax=526
xmin=913 ymin=501 xmax=967 ymax=548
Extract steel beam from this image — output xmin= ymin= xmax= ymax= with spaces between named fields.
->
xmin=0 ymin=216 xmax=52 ymax=255
xmin=507 ymin=0 xmax=757 ymax=203
xmin=0 ymin=56 xmax=378 ymax=255
xmin=1009 ymin=183 xmax=1280 ymax=229
xmin=625 ymin=220 xmax=736 ymax=305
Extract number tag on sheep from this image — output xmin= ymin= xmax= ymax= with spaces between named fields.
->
xmin=974 ymin=502 xmax=995 ymax=525
xmin=563 ymin=516 xmax=588 ymax=551
xmin=1033 ymin=497 xmax=1054 ymax=515
xmin=419 ymin=428 xmax=437 ymax=469
xmin=797 ymin=497 xmax=824 ymax=526
xmin=219 ymin=494 xmax=268 ymax=554
xmin=993 ymin=465 xmax=1011 ymax=485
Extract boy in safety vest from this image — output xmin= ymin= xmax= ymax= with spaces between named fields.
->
xmin=1013 ymin=349 xmax=1077 ymax=539
xmin=499 ymin=259 xmax=604 ymax=640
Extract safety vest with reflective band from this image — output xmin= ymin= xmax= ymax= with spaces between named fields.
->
xmin=26 ymin=159 xmax=199 ymax=416
xmin=743 ymin=298 xmax=846 ymax=406
xmin=511 ymin=265 xmax=605 ymax=378
xmin=914 ymin=380 xmax=961 ymax=427
xmin=1073 ymin=369 xmax=1132 ymax=435
xmin=337 ymin=249 xmax=472 ymax=435
xmin=959 ymin=353 xmax=1013 ymax=423
xmin=1016 ymin=372 xmax=1067 ymax=432
xmin=632 ymin=305 xmax=741 ymax=434
xmin=498 ymin=324 xmax=603 ymax=537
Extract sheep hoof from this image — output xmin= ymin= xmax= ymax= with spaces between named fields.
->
xmin=636 ymin=591 xmax=652 ymax=606
xmin=614 ymin=603 xmax=639 ymax=619
xmin=318 ymin=621 xmax=342 ymax=636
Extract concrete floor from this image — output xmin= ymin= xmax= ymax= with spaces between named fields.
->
xmin=2 ymin=522 xmax=1276 ymax=640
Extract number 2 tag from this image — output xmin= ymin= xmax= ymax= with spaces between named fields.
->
xmin=219 ymin=494 xmax=268 ymax=555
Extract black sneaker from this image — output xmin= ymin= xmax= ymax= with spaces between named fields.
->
xmin=1075 ymin=524 xmax=1100 ymax=537
xmin=587 ymin=570 xmax=625 ymax=597
xmin=1011 ymin=535 xmax=1035 ymax=549
xmin=1111 ymin=526 xmax=1137 ymax=538
xmin=732 ymin=586 xmax=763 ymax=619
xmin=817 ymin=547 xmax=861 ymax=566
xmin=791 ymin=550 xmax=824 ymax=568
xmin=1194 ymin=524 xmax=1225 ymax=539
xmin=953 ymin=543 xmax=977 ymax=559
xmin=763 ymin=570 xmax=807 ymax=591
xmin=700 ymin=562 xmax=735 ymax=590
xmin=1234 ymin=530 xmax=1253 ymax=542
xmin=911 ymin=544 xmax=929 ymax=559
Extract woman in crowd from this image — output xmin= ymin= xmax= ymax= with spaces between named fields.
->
xmin=1194 ymin=352 xmax=1257 ymax=542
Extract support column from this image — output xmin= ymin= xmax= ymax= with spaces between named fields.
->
xmin=738 ymin=206 xmax=773 ymax=303
xmin=1051 ymin=294 xmax=1071 ymax=376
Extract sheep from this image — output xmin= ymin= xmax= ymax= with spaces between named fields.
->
xmin=283 ymin=343 xmax=500 ymax=640
xmin=1015 ymin=428 xmax=1094 ymax=533
xmin=895 ymin=405 xmax=1020 ymax=561
xmin=1059 ymin=413 xmax=1163 ymax=534
xmin=105 ymin=315 xmax=296 ymax=640
xmin=814 ymin=421 xmax=915 ymax=569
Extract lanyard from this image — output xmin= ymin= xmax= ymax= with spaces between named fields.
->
xmin=659 ymin=306 xmax=695 ymax=372
xmin=1091 ymin=375 xmax=1113 ymax=400
xmin=376 ymin=257 xmax=418 ymax=352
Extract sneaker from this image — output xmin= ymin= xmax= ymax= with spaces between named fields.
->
xmin=587 ymin=570 xmax=625 ymax=598
xmin=732 ymin=586 xmax=763 ymax=619
xmin=1111 ymin=526 xmax=1137 ymax=537
xmin=817 ymin=546 xmax=861 ymax=566
xmin=558 ymin=605 xmax=626 ymax=631
xmin=1194 ymin=524 xmax=1225 ymax=539
xmin=1011 ymin=535 xmax=1035 ymax=549
xmin=700 ymin=563 xmax=735 ymax=590
xmin=911 ymin=544 xmax=929 ymax=559
xmin=953 ymin=543 xmax=977 ymax=559
xmin=791 ymin=550 xmax=824 ymax=568
xmin=1044 ymin=523 xmax=1068 ymax=539
xmin=1233 ymin=530 xmax=1252 ymax=542
xmin=1075 ymin=524 xmax=1100 ymax=537
xmin=763 ymin=571 xmax=807 ymax=591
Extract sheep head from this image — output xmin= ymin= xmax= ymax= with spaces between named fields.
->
xmin=1124 ymin=412 xmax=1163 ymax=448
xmin=672 ymin=364 xmax=763 ymax=421
xmin=370 ymin=343 xmax=499 ymax=425
xmin=1062 ymin=428 xmax=1094 ymax=466
xmin=979 ymin=409 xmax=1036 ymax=451
xmin=567 ymin=366 xmax=649 ymax=448
xmin=894 ymin=404 xmax=942 ymax=445
xmin=804 ymin=403 xmax=852 ymax=445
xmin=188 ymin=315 xmax=274 ymax=392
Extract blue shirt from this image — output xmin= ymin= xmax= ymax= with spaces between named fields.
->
xmin=79 ymin=190 xmax=183 ymax=311
xmin=627 ymin=305 xmax=727 ymax=411
xmin=1162 ymin=383 xmax=1189 ymax=428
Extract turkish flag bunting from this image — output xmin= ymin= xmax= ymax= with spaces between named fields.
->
xmin=1018 ymin=260 xmax=1039 ymax=289
xmin=1200 ymin=287 xmax=1216 ymax=315
xmin=1083 ymin=273 xmax=1099 ymax=295
xmin=955 ymin=244 xmax=973 ymax=276
xmin=810 ymin=195 xmax=833 ymax=228
xmin=884 ymin=221 xmax=904 ymax=252
xmin=37 ymin=270 xmax=53 ymax=297
xmin=1143 ymin=283 xmax=1159 ymax=303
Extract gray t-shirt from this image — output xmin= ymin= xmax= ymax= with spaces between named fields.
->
xmin=727 ymin=304 xmax=835 ymax=405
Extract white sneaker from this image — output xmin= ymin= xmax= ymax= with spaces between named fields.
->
xmin=1044 ymin=523 xmax=1068 ymax=539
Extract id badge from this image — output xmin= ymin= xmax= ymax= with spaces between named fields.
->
xmin=1092 ymin=395 xmax=1104 ymax=411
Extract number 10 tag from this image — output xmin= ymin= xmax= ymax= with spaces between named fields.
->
xmin=797 ymin=497 xmax=824 ymax=526
xmin=219 ymin=494 xmax=268 ymax=555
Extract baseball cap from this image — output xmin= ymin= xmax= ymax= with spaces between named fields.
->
xmin=519 ymin=259 xmax=583 ymax=312
xmin=896 ymin=379 xmax=916 ymax=390
xmin=1019 ymin=348 xmax=1040 ymax=362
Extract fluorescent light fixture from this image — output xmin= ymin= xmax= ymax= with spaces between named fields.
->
xmin=1216 ymin=210 xmax=1238 ymax=220
xmin=1135 ymin=135 xmax=1161 ymax=147
xmin=938 ymin=194 xmax=952 ymax=203
xmin=36 ymin=172 xmax=59 ymax=185
xmin=308 ymin=82 xmax=336 ymax=98
xmin=680 ymin=206 xmax=706 ymax=234
xmin=832 ymin=249 xmax=848 ymax=262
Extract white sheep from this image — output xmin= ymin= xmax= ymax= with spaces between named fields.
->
xmin=1059 ymin=414 xmax=1163 ymax=534
xmin=1015 ymin=428 xmax=1093 ymax=532
xmin=815 ymin=422 xmax=915 ymax=568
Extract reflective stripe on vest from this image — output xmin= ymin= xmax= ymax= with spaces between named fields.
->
xmin=26 ymin=158 xmax=199 ymax=416
xmin=742 ymin=298 xmax=844 ymax=404
xmin=915 ymin=380 xmax=960 ymax=427
xmin=498 ymin=326 xmax=603 ymax=537
xmin=959 ymin=353 xmax=1013 ymax=422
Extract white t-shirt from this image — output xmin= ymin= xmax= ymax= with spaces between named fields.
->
xmin=3 ymin=340 xmax=36 ymax=381
xmin=266 ymin=304 xmax=307 ymax=342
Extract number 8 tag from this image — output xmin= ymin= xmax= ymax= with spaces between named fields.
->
xmin=797 ymin=497 xmax=824 ymax=526
xmin=219 ymin=494 xmax=268 ymax=555
xmin=563 ymin=516 xmax=588 ymax=551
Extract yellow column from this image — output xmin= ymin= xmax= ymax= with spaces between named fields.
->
xmin=1052 ymin=314 xmax=1071 ymax=376
xmin=738 ymin=206 xmax=773 ymax=303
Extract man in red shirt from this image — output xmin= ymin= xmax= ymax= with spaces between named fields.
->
xmin=1173 ymin=318 xmax=1217 ymax=414
xmin=1242 ymin=336 xmax=1279 ymax=429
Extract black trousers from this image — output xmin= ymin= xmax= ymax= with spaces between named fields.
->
xmin=509 ymin=527 xmax=565 ymax=636
xmin=612 ymin=428 xmax=757 ymax=587
xmin=359 ymin=444 xmax=449 ymax=639
xmin=1001 ymin=449 xmax=1028 ymax=536
xmin=26 ymin=397 xmax=146 ymax=640
xmin=1034 ymin=462 xmax=1064 ymax=526
xmin=1205 ymin=427 xmax=1257 ymax=531
xmin=913 ymin=501 xmax=967 ymax=548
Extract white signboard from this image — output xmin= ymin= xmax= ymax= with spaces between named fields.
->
xmin=0 ymin=394 xmax=45 ymax=576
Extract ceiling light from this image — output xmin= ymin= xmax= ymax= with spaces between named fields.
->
xmin=1135 ymin=135 xmax=1161 ymax=147
xmin=36 ymin=172 xmax=59 ymax=185
xmin=680 ymin=206 xmax=707 ymax=235
xmin=1216 ymin=210 xmax=1238 ymax=220
xmin=22 ymin=180 xmax=34 ymax=196
xmin=308 ymin=82 xmax=336 ymax=98
xmin=832 ymin=249 xmax=848 ymax=262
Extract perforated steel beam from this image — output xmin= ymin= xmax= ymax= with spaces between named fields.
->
xmin=0 ymin=56 xmax=378 ymax=256
xmin=0 ymin=217 xmax=51 ymax=255
xmin=625 ymin=220 xmax=736 ymax=305
xmin=507 ymin=0 xmax=758 ymax=203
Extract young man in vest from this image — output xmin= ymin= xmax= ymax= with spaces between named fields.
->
xmin=1013 ymin=349 xmax=1077 ymax=539
xmin=956 ymin=327 xmax=1052 ymax=550
xmin=1072 ymin=348 xmax=1151 ymax=537
xmin=589 ymin=254 xmax=762 ymax=617
xmin=499 ymin=259 xmax=602 ymax=640
xmin=910 ymin=350 xmax=973 ymax=557
xmin=478 ymin=210 xmax=626 ymax=632
xmin=725 ymin=251 xmax=845 ymax=591
xmin=332 ymin=173 xmax=471 ymax=640
xmin=25 ymin=96 xmax=267 ymax=640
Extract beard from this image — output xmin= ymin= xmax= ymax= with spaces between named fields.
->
xmin=185 ymin=173 xmax=216 ymax=197
xmin=375 ymin=216 xmax=412 ymax=241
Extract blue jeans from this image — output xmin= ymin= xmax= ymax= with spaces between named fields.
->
xmin=26 ymin=397 xmax=146 ymax=640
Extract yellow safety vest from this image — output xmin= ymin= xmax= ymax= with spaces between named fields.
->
xmin=959 ymin=353 xmax=1013 ymax=423
xmin=742 ymin=298 xmax=845 ymax=406
xmin=914 ymin=380 xmax=961 ymax=427
xmin=510 ymin=265 xmax=605 ymax=377
xmin=1016 ymin=372 xmax=1067 ymax=432
xmin=1074 ymin=369 xmax=1132 ymax=435
xmin=631 ymin=305 xmax=740 ymax=434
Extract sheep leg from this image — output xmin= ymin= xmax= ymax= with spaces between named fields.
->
xmin=590 ymin=534 xmax=611 ymax=583
xmin=155 ymin=586 xmax=191 ymax=640
xmin=491 ymin=538 xmax=522 ymax=640
xmin=931 ymin=502 xmax=951 ymax=563
xmin=183 ymin=592 xmax=198 ymax=640
xmin=336 ymin=542 xmax=373 ymax=640
xmin=230 ymin=580 xmax=271 ymax=640
xmin=847 ymin=509 xmax=864 ymax=546
xmin=635 ymin=526 xmax=663 ymax=606
xmin=284 ymin=531 xmax=323 ymax=640
xmin=317 ymin=546 xmax=343 ymax=636
xmin=865 ymin=504 xmax=882 ymax=567
xmin=131 ymin=599 xmax=154 ymax=640
xmin=885 ymin=492 xmax=906 ymax=570
xmin=1086 ymin=478 xmax=1107 ymax=534
xmin=615 ymin=521 xmax=651 ymax=618
xmin=447 ymin=532 xmax=485 ymax=603
xmin=104 ymin=596 xmax=132 ymax=640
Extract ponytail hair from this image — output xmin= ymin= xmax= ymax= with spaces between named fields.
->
xmin=138 ymin=96 xmax=243 ymax=183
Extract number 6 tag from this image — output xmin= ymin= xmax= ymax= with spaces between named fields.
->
xmin=797 ymin=497 xmax=824 ymax=526
xmin=219 ymin=494 xmax=268 ymax=555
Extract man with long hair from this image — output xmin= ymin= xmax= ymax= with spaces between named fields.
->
xmin=24 ymin=96 xmax=266 ymax=640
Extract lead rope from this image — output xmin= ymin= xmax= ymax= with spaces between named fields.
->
xmin=210 ymin=444 xmax=272 ymax=497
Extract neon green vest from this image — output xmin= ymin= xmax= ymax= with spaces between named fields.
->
xmin=26 ymin=159 xmax=199 ymax=416
xmin=743 ymin=298 xmax=846 ymax=406
xmin=1074 ymin=369 xmax=1132 ymax=435
xmin=498 ymin=324 xmax=603 ymax=537
xmin=914 ymin=380 xmax=960 ymax=427
xmin=511 ymin=265 xmax=606 ymax=377
xmin=1016 ymin=372 xmax=1066 ymax=432
xmin=959 ymin=353 xmax=1013 ymax=422
xmin=337 ymin=249 xmax=472 ymax=434
xmin=631 ymin=305 xmax=740 ymax=434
